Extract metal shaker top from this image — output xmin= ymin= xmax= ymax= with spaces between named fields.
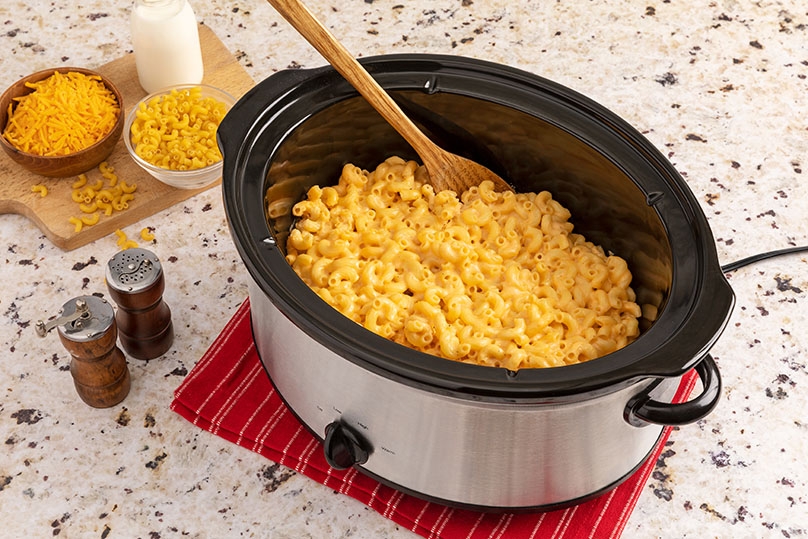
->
xmin=105 ymin=248 xmax=163 ymax=294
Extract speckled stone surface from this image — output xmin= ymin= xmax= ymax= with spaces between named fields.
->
xmin=1 ymin=1 xmax=806 ymax=538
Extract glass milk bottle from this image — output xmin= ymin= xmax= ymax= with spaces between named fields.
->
xmin=131 ymin=0 xmax=204 ymax=93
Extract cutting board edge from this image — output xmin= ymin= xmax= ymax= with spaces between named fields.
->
xmin=0 ymin=24 xmax=253 ymax=252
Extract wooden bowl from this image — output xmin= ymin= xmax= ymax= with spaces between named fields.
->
xmin=0 ymin=67 xmax=124 ymax=178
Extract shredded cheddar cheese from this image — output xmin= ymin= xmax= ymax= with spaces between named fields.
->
xmin=3 ymin=71 xmax=120 ymax=156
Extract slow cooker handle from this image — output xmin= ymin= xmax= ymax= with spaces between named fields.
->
xmin=624 ymin=354 xmax=721 ymax=427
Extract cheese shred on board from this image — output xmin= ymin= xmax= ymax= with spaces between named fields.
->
xmin=3 ymin=71 xmax=120 ymax=156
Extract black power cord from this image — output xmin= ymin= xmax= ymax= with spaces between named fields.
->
xmin=721 ymin=245 xmax=808 ymax=273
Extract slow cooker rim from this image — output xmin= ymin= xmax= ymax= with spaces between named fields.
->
xmin=220 ymin=53 xmax=734 ymax=399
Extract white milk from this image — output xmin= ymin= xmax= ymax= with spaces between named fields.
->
xmin=131 ymin=0 xmax=204 ymax=94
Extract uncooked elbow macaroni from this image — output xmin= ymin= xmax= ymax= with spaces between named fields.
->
xmin=66 ymin=161 xmax=136 ymax=232
xmin=129 ymin=86 xmax=226 ymax=170
xmin=285 ymin=156 xmax=641 ymax=369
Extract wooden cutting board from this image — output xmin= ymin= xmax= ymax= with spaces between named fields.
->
xmin=0 ymin=24 xmax=255 ymax=251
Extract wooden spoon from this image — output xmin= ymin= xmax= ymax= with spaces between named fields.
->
xmin=266 ymin=0 xmax=512 ymax=193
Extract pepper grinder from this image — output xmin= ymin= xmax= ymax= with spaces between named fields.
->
xmin=36 ymin=295 xmax=131 ymax=408
xmin=105 ymin=248 xmax=174 ymax=360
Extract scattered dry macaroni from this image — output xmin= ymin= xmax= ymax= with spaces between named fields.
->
xmin=68 ymin=216 xmax=83 ymax=233
xmin=140 ymin=227 xmax=155 ymax=242
xmin=3 ymin=71 xmax=119 ymax=156
xmin=80 ymin=213 xmax=99 ymax=226
xmin=66 ymin=161 xmax=137 ymax=232
xmin=114 ymin=229 xmax=138 ymax=250
xmin=99 ymin=161 xmax=118 ymax=185
xmin=286 ymin=157 xmax=641 ymax=370
xmin=31 ymin=184 xmax=48 ymax=197
xmin=130 ymin=86 xmax=226 ymax=171
xmin=72 ymin=174 xmax=88 ymax=189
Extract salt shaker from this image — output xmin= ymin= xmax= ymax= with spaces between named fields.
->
xmin=36 ymin=295 xmax=131 ymax=408
xmin=130 ymin=0 xmax=204 ymax=93
xmin=106 ymin=248 xmax=174 ymax=360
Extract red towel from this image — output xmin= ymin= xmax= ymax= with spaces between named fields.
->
xmin=171 ymin=299 xmax=697 ymax=539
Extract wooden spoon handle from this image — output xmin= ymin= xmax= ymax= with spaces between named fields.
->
xmin=266 ymin=0 xmax=441 ymax=162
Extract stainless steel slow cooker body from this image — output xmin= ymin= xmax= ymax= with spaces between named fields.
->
xmin=220 ymin=55 xmax=734 ymax=510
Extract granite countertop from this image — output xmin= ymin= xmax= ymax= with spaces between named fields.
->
xmin=1 ymin=1 xmax=806 ymax=537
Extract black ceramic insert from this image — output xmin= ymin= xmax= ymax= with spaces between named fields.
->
xmin=220 ymin=54 xmax=734 ymax=401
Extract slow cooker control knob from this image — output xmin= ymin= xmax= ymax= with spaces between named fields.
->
xmin=323 ymin=421 xmax=371 ymax=470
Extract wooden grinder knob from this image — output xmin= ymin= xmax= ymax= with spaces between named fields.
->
xmin=106 ymin=248 xmax=174 ymax=360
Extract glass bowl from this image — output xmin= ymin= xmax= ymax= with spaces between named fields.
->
xmin=124 ymin=84 xmax=235 ymax=190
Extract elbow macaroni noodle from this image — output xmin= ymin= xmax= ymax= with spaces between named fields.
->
xmin=130 ymin=86 xmax=226 ymax=171
xmin=67 ymin=161 xmax=137 ymax=232
xmin=285 ymin=157 xmax=641 ymax=369
xmin=114 ymin=228 xmax=138 ymax=250
xmin=140 ymin=227 xmax=155 ymax=242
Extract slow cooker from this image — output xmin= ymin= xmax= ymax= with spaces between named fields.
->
xmin=219 ymin=54 xmax=734 ymax=510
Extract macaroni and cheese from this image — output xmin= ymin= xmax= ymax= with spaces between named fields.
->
xmin=285 ymin=156 xmax=641 ymax=369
